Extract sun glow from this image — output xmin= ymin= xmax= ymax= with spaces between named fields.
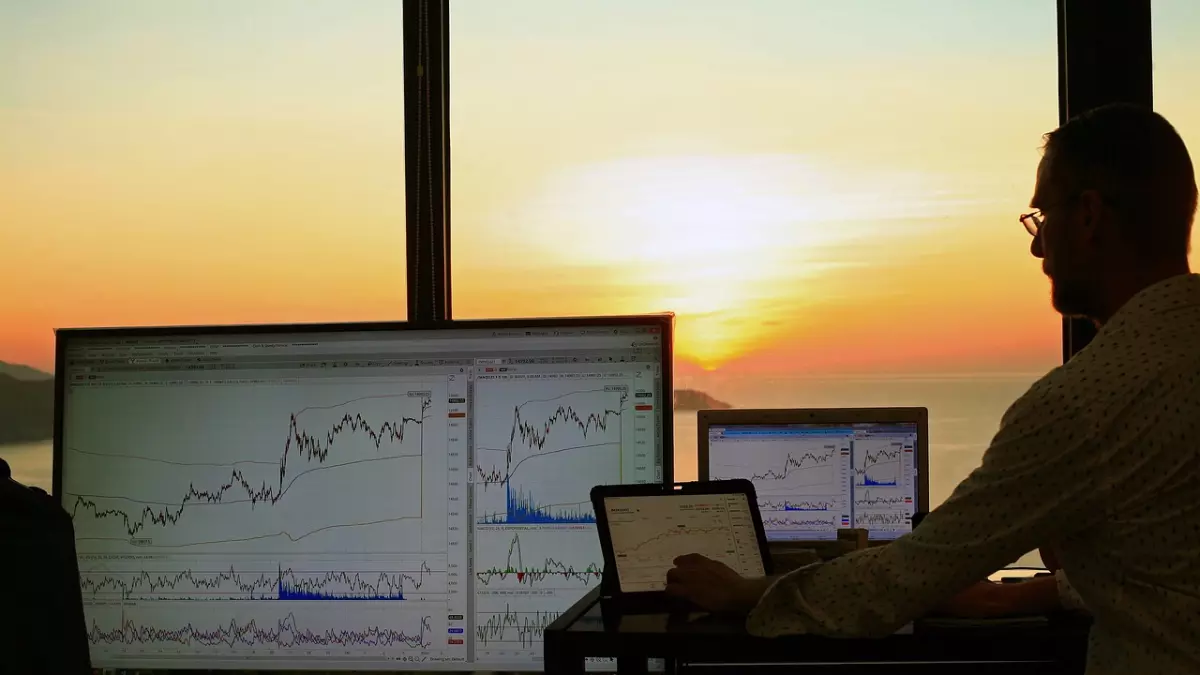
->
xmin=480 ymin=153 xmax=958 ymax=367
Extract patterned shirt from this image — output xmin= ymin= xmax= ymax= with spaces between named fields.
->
xmin=746 ymin=273 xmax=1200 ymax=675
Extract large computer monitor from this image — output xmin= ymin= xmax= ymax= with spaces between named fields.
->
xmin=698 ymin=408 xmax=928 ymax=542
xmin=53 ymin=316 xmax=673 ymax=671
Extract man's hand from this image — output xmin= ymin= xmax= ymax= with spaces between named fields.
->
xmin=935 ymin=581 xmax=1004 ymax=618
xmin=664 ymin=554 xmax=773 ymax=613
xmin=936 ymin=576 xmax=1062 ymax=618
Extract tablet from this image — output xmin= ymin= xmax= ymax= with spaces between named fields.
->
xmin=591 ymin=480 xmax=772 ymax=599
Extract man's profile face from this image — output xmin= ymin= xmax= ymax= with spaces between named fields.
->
xmin=1030 ymin=152 xmax=1099 ymax=318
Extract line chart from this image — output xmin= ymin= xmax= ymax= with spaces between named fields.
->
xmin=621 ymin=526 xmax=730 ymax=555
xmin=62 ymin=381 xmax=449 ymax=554
xmin=473 ymin=379 xmax=630 ymax=525
xmin=854 ymin=489 xmax=909 ymax=508
xmin=710 ymin=440 xmax=845 ymax=496
xmin=762 ymin=515 xmax=837 ymax=530
xmin=85 ymin=611 xmax=434 ymax=649
xmin=744 ymin=449 xmax=837 ymax=482
xmin=471 ymin=526 xmax=605 ymax=663
xmin=853 ymin=443 xmax=901 ymax=487
xmin=710 ymin=437 xmax=851 ymax=541
xmin=277 ymin=562 xmax=436 ymax=601
xmin=79 ymin=562 xmax=446 ymax=602
xmin=474 ymin=528 xmax=602 ymax=590
xmin=758 ymin=498 xmax=838 ymax=512
xmin=856 ymin=511 xmax=908 ymax=527
xmin=71 ymin=396 xmax=430 ymax=538
xmin=474 ymin=604 xmax=560 ymax=649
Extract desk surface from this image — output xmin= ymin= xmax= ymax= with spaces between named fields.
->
xmin=545 ymin=588 xmax=1092 ymax=674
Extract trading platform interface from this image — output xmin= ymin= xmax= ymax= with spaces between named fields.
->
xmin=707 ymin=423 xmax=917 ymax=541
xmin=603 ymin=493 xmax=764 ymax=593
xmin=58 ymin=323 xmax=667 ymax=671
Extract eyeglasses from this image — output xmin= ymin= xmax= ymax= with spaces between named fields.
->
xmin=1018 ymin=210 xmax=1043 ymax=237
xmin=1020 ymin=191 xmax=1087 ymax=237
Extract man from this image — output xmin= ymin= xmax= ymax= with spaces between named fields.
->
xmin=665 ymin=104 xmax=1200 ymax=674
xmin=0 ymin=458 xmax=92 ymax=673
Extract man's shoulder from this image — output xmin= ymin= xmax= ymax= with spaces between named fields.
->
xmin=998 ymin=366 xmax=1080 ymax=428
xmin=1006 ymin=322 xmax=1200 ymax=429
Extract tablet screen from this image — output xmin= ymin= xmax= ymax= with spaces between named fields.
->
xmin=602 ymin=492 xmax=766 ymax=592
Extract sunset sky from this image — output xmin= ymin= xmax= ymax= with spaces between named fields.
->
xmin=2 ymin=0 xmax=1197 ymax=379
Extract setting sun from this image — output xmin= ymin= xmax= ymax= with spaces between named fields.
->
xmin=453 ymin=152 xmax=1001 ymax=368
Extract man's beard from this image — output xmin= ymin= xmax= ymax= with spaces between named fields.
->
xmin=1050 ymin=274 xmax=1100 ymax=319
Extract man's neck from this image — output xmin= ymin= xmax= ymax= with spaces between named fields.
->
xmin=1091 ymin=259 xmax=1192 ymax=326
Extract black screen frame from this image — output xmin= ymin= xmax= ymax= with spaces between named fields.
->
xmin=590 ymin=479 xmax=773 ymax=602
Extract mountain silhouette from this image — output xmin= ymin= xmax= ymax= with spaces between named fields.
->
xmin=674 ymin=388 xmax=731 ymax=410
xmin=0 ymin=361 xmax=52 ymax=381
xmin=0 ymin=373 xmax=54 ymax=444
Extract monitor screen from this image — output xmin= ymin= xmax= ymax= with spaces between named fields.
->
xmin=705 ymin=421 xmax=920 ymax=541
xmin=601 ymin=492 xmax=765 ymax=593
xmin=54 ymin=318 xmax=671 ymax=671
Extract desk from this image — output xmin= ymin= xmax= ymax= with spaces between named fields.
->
xmin=544 ymin=588 xmax=1091 ymax=674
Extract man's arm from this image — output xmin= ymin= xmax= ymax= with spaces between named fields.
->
xmin=937 ymin=577 xmax=1061 ymax=618
xmin=939 ymin=569 xmax=1090 ymax=618
xmin=745 ymin=383 xmax=1109 ymax=638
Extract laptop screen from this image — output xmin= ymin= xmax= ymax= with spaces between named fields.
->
xmin=707 ymin=422 xmax=920 ymax=541
xmin=601 ymin=492 xmax=765 ymax=593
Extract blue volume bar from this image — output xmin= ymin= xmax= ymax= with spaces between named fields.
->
xmin=505 ymin=485 xmax=595 ymax=524
xmin=275 ymin=563 xmax=433 ymax=601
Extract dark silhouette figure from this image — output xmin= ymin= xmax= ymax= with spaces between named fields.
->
xmin=0 ymin=457 xmax=91 ymax=674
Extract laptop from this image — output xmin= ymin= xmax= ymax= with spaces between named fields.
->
xmin=698 ymin=408 xmax=929 ymax=544
xmin=591 ymin=480 xmax=772 ymax=614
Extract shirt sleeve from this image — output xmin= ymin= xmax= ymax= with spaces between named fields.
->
xmin=746 ymin=378 xmax=1110 ymax=638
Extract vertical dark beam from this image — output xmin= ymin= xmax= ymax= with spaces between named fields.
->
xmin=1058 ymin=0 xmax=1152 ymax=359
xmin=404 ymin=0 xmax=452 ymax=322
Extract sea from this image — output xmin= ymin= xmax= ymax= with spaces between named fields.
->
xmin=2 ymin=440 xmax=53 ymax=490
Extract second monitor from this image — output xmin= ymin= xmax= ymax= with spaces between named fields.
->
xmin=698 ymin=408 xmax=928 ymax=542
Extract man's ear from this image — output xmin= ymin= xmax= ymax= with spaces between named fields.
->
xmin=1075 ymin=188 xmax=1105 ymax=243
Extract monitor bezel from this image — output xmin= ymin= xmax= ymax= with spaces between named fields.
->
xmin=696 ymin=407 xmax=930 ymax=529
xmin=54 ymin=313 xmax=675 ymax=498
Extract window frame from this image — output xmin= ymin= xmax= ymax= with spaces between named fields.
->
xmin=402 ymin=0 xmax=1154 ymax=362
xmin=1057 ymin=0 xmax=1153 ymax=357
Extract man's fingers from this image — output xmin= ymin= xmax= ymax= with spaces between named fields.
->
xmin=673 ymin=553 xmax=709 ymax=566
xmin=1039 ymin=546 xmax=1061 ymax=572
xmin=666 ymin=567 xmax=686 ymax=584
